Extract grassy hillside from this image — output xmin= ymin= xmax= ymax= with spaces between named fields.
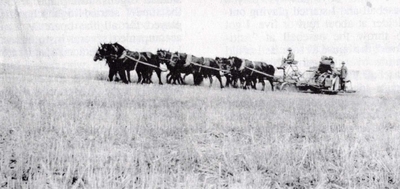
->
xmin=1 ymin=63 xmax=400 ymax=188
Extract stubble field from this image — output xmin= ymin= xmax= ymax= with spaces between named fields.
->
xmin=1 ymin=63 xmax=400 ymax=188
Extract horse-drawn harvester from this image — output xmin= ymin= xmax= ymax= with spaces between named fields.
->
xmin=274 ymin=60 xmax=356 ymax=94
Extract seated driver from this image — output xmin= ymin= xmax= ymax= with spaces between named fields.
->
xmin=279 ymin=48 xmax=295 ymax=69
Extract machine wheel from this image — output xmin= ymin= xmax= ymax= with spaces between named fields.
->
xmin=280 ymin=83 xmax=298 ymax=92
xmin=274 ymin=83 xmax=282 ymax=91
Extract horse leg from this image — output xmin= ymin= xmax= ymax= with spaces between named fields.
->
xmin=168 ymin=73 xmax=173 ymax=84
xmin=148 ymin=70 xmax=154 ymax=84
xmin=225 ymin=75 xmax=230 ymax=87
xmin=260 ymin=77 xmax=265 ymax=91
xmin=155 ymin=69 xmax=163 ymax=85
xmin=240 ymin=77 xmax=246 ymax=89
xmin=193 ymin=74 xmax=197 ymax=85
xmin=146 ymin=69 xmax=153 ymax=84
xmin=141 ymin=71 xmax=146 ymax=84
xmin=229 ymin=75 xmax=235 ymax=87
xmin=171 ymin=73 xmax=177 ymax=84
xmin=144 ymin=71 xmax=149 ymax=84
xmin=136 ymin=70 xmax=142 ymax=84
xmin=252 ymin=77 xmax=257 ymax=89
xmin=268 ymin=78 xmax=274 ymax=91
xmin=232 ymin=77 xmax=238 ymax=88
xmin=127 ymin=70 xmax=131 ymax=83
xmin=167 ymin=72 xmax=173 ymax=84
xmin=194 ymin=73 xmax=202 ymax=85
xmin=209 ymin=74 xmax=213 ymax=87
xmin=172 ymin=72 xmax=179 ymax=84
xmin=143 ymin=69 xmax=149 ymax=84
xmin=179 ymin=74 xmax=185 ymax=84
xmin=175 ymin=73 xmax=182 ymax=84
xmin=118 ymin=68 xmax=128 ymax=84
xmin=170 ymin=71 xmax=177 ymax=84
xmin=171 ymin=74 xmax=175 ymax=84
xmin=243 ymin=76 xmax=250 ymax=90
xmin=176 ymin=73 xmax=183 ymax=85
xmin=170 ymin=70 xmax=177 ymax=84
xmin=175 ymin=74 xmax=180 ymax=84
xmin=215 ymin=73 xmax=224 ymax=88
xmin=108 ymin=68 xmax=115 ymax=82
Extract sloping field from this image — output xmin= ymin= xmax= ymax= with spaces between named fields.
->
xmin=1 ymin=63 xmax=400 ymax=188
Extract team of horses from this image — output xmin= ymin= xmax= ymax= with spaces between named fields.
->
xmin=93 ymin=43 xmax=275 ymax=91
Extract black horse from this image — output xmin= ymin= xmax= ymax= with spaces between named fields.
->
xmin=192 ymin=57 xmax=224 ymax=88
xmin=216 ymin=57 xmax=247 ymax=88
xmin=157 ymin=49 xmax=184 ymax=84
xmin=216 ymin=57 xmax=239 ymax=88
xmin=158 ymin=50 xmax=202 ymax=86
xmin=106 ymin=43 xmax=163 ymax=85
xmin=173 ymin=52 xmax=206 ymax=86
xmin=227 ymin=57 xmax=275 ymax=91
xmin=93 ymin=43 xmax=129 ymax=84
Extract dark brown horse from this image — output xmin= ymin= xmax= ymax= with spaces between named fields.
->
xmin=162 ymin=52 xmax=203 ymax=86
xmin=107 ymin=43 xmax=163 ymax=85
xmin=228 ymin=56 xmax=275 ymax=91
xmin=191 ymin=57 xmax=224 ymax=88
xmin=93 ymin=44 xmax=128 ymax=84
xmin=157 ymin=49 xmax=183 ymax=84
xmin=216 ymin=57 xmax=240 ymax=88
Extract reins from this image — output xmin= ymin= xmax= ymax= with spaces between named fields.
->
xmin=244 ymin=66 xmax=276 ymax=78
xmin=158 ymin=51 xmax=230 ymax=75
xmin=125 ymin=55 xmax=168 ymax=72
xmin=189 ymin=61 xmax=229 ymax=73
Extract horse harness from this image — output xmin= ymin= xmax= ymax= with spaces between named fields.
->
xmin=238 ymin=58 xmax=254 ymax=75
xmin=184 ymin=54 xmax=192 ymax=67
xmin=238 ymin=58 xmax=275 ymax=78
xmin=239 ymin=58 xmax=246 ymax=71
xmin=187 ymin=58 xmax=228 ymax=74
xmin=118 ymin=50 xmax=154 ymax=71
xmin=158 ymin=51 xmax=177 ymax=65
xmin=249 ymin=61 xmax=255 ymax=76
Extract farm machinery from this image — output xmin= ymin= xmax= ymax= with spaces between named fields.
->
xmin=274 ymin=62 xmax=356 ymax=94
xmin=274 ymin=63 xmax=301 ymax=92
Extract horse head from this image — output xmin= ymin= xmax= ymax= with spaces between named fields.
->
xmin=216 ymin=57 xmax=231 ymax=72
xmin=165 ymin=51 xmax=180 ymax=67
xmin=94 ymin=45 xmax=105 ymax=61
xmin=156 ymin=49 xmax=169 ymax=65
xmin=94 ymin=43 xmax=119 ymax=62
xmin=227 ymin=56 xmax=236 ymax=66
xmin=157 ymin=49 xmax=167 ymax=58
xmin=99 ymin=42 xmax=125 ymax=59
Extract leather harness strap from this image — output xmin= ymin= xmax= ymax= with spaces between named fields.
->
xmin=239 ymin=58 xmax=246 ymax=71
xmin=133 ymin=52 xmax=140 ymax=70
xmin=184 ymin=54 xmax=192 ymax=67
xmin=119 ymin=50 xmax=127 ymax=59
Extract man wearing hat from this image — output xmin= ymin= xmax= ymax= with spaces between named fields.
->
xmin=279 ymin=48 xmax=295 ymax=69
xmin=340 ymin=61 xmax=348 ymax=91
